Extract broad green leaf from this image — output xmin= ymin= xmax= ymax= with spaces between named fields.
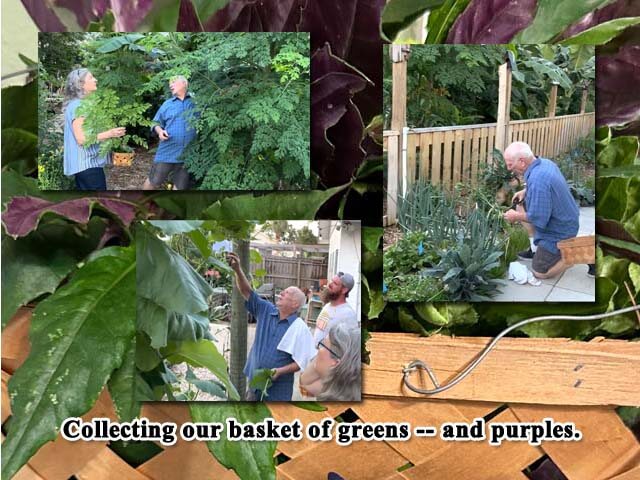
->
xmin=138 ymin=0 xmax=181 ymax=31
xmin=96 ymin=34 xmax=145 ymax=53
xmin=188 ymin=229 xmax=210 ymax=258
xmin=522 ymin=58 xmax=572 ymax=90
xmin=1 ymin=128 xmax=37 ymax=174
xmin=2 ymin=81 xmax=37 ymax=132
xmin=382 ymin=0 xmax=445 ymax=41
xmin=250 ymin=248 xmax=263 ymax=264
xmin=163 ymin=340 xmax=240 ymax=400
xmin=597 ymin=136 xmax=639 ymax=168
xmin=292 ymin=402 xmax=327 ymax=412
xmin=597 ymin=177 xmax=630 ymax=221
xmin=629 ymin=263 xmax=640 ymax=294
xmin=137 ymin=225 xmax=212 ymax=315
xmin=516 ymin=0 xmax=614 ymax=43
xmin=567 ymin=45 xmax=593 ymax=69
xmin=598 ymin=166 xmax=640 ymax=178
xmin=203 ymin=185 xmax=348 ymax=220
xmin=148 ymin=220 xmax=204 ymax=235
xmin=363 ymin=275 xmax=385 ymax=320
xmin=1 ymin=218 xmax=107 ymax=328
xmin=249 ymin=368 xmax=275 ymax=400
xmin=255 ymin=268 xmax=267 ymax=277
xmin=193 ymin=0 xmax=230 ymax=20
xmin=153 ymin=192 xmax=227 ymax=218
xmin=208 ymin=255 xmax=233 ymax=274
xmin=622 ymin=176 xmax=640 ymax=241
xmin=426 ymin=0 xmax=472 ymax=43
xmin=135 ymin=333 xmax=162 ymax=372
xmin=598 ymin=236 xmax=640 ymax=256
xmin=561 ymin=17 xmax=640 ymax=46
xmin=108 ymin=336 xmax=140 ymax=422
xmin=363 ymin=227 xmax=383 ymax=253
xmin=189 ymin=403 xmax=276 ymax=480
xmin=2 ymin=247 xmax=136 ymax=480
xmin=185 ymin=367 xmax=226 ymax=398
xmin=398 ymin=306 xmax=429 ymax=335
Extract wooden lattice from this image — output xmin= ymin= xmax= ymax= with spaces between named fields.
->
xmin=2 ymin=310 xmax=639 ymax=479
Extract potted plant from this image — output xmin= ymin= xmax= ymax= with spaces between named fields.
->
xmin=77 ymin=88 xmax=151 ymax=166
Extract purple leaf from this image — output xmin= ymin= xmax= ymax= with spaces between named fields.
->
xmin=110 ymin=0 xmax=153 ymax=31
xmin=20 ymin=0 xmax=66 ymax=31
xmin=559 ymin=0 xmax=640 ymax=40
xmin=446 ymin=0 xmax=536 ymax=43
xmin=205 ymin=0 xmax=304 ymax=31
xmin=596 ymin=45 xmax=640 ymax=127
xmin=2 ymin=197 xmax=137 ymax=239
xmin=178 ymin=0 xmax=203 ymax=31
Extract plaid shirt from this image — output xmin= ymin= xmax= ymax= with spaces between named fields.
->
xmin=151 ymin=94 xmax=197 ymax=164
xmin=243 ymin=291 xmax=298 ymax=401
xmin=525 ymin=157 xmax=579 ymax=254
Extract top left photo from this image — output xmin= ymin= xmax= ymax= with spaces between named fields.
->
xmin=37 ymin=32 xmax=310 ymax=191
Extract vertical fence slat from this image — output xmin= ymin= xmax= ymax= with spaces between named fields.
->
xmin=479 ymin=127 xmax=488 ymax=172
xmin=431 ymin=131 xmax=443 ymax=186
xmin=470 ymin=128 xmax=481 ymax=187
xmin=453 ymin=129 xmax=464 ymax=185
xmin=407 ymin=133 xmax=418 ymax=187
xmin=463 ymin=128 xmax=473 ymax=184
xmin=442 ymin=130 xmax=454 ymax=189
xmin=419 ymin=132 xmax=433 ymax=182
xmin=386 ymin=133 xmax=398 ymax=224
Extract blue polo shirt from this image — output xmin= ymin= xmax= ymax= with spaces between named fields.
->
xmin=151 ymin=94 xmax=197 ymax=164
xmin=243 ymin=291 xmax=297 ymax=401
xmin=524 ymin=157 xmax=579 ymax=254
xmin=63 ymin=98 xmax=110 ymax=176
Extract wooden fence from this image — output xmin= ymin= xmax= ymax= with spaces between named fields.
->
xmin=250 ymin=244 xmax=328 ymax=290
xmin=385 ymin=112 xmax=594 ymax=191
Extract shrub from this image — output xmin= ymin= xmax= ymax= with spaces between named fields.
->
xmin=38 ymin=142 xmax=74 ymax=190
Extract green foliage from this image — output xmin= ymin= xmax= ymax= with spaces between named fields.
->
xmin=249 ymin=368 xmax=276 ymax=401
xmin=2 ymin=247 xmax=136 ymax=480
xmin=77 ymin=88 xmax=152 ymax=155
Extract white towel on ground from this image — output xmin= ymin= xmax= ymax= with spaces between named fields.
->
xmin=508 ymin=261 xmax=542 ymax=286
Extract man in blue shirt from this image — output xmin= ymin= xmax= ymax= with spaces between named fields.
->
xmin=503 ymin=142 xmax=580 ymax=278
xmin=142 ymin=76 xmax=197 ymax=190
xmin=226 ymin=252 xmax=315 ymax=401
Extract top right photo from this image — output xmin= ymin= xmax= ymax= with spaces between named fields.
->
xmin=384 ymin=45 xmax=595 ymax=303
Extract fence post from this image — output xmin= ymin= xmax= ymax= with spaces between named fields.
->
xmin=388 ymin=44 xmax=409 ymax=225
xmin=495 ymin=62 xmax=512 ymax=154
xmin=230 ymin=239 xmax=249 ymax=396
xmin=580 ymin=87 xmax=588 ymax=113
xmin=548 ymin=82 xmax=558 ymax=117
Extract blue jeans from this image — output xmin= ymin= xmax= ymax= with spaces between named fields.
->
xmin=75 ymin=167 xmax=106 ymax=190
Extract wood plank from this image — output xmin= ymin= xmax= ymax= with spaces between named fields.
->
xmin=452 ymin=129 xmax=464 ymax=185
xmin=406 ymin=133 xmax=418 ymax=188
xmin=363 ymin=333 xmax=640 ymax=405
xmin=2 ymin=370 xmax=11 ymax=423
xmin=442 ymin=130 xmax=454 ymax=189
xmin=270 ymin=403 xmax=332 ymax=458
xmin=402 ymin=408 xmax=543 ymax=480
xmin=14 ymin=463 xmax=46 ymax=480
xmin=1 ymin=307 xmax=32 ymax=374
xmin=510 ymin=405 xmax=640 ymax=480
xmin=470 ymin=129 xmax=480 ymax=186
xmin=431 ymin=132 xmax=443 ymax=186
xmin=76 ymin=448 xmax=151 ymax=480
xmin=609 ymin=464 xmax=640 ymax=480
xmin=277 ymin=421 xmax=408 ymax=480
xmin=418 ymin=132 xmax=432 ymax=181
xmin=386 ymin=134 xmax=399 ymax=225
xmin=488 ymin=127 xmax=495 ymax=159
xmin=479 ymin=127 xmax=488 ymax=172
xmin=462 ymin=128 xmax=472 ymax=184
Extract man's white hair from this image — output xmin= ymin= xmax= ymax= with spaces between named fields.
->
xmin=290 ymin=287 xmax=306 ymax=312
xmin=171 ymin=75 xmax=189 ymax=88
xmin=505 ymin=141 xmax=534 ymax=161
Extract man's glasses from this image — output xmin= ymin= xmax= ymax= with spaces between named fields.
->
xmin=317 ymin=340 xmax=341 ymax=359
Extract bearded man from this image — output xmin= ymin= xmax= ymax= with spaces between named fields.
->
xmin=313 ymin=272 xmax=358 ymax=345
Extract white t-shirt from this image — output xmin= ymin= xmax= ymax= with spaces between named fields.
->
xmin=277 ymin=317 xmax=316 ymax=371
xmin=313 ymin=302 xmax=358 ymax=344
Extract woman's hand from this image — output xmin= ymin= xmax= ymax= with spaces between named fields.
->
xmin=108 ymin=127 xmax=126 ymax=139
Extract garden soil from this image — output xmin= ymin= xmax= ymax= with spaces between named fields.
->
xmin=105 ymin=148 xmax=153 ymax=190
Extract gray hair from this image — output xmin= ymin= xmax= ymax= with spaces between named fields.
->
xmin=64 ymin=68 xmax=91 ymax=105
xmin=291 ymin=287 xmax=306 ymax=312
xmin=505 ymin=141 xmax=534 ymax=162
xmin=317 ymin=323 xmax=361 ymax=402
xmin=171 ymin=75 xmax=189 ymax=88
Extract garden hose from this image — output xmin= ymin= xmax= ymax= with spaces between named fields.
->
xmin=402 ymin=304 xmax=640 ymax=395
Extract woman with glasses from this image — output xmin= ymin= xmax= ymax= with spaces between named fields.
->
xmin=62 ymin=68 xmax=126 ymax=190
xmin=300 ymin=323 xmax=361 ymax=401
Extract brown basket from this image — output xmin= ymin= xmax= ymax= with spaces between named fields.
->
xmin=112 ymin=152 xmax=134 ymax=166
xmin=557 ymin=235 xmax=595 ymax=265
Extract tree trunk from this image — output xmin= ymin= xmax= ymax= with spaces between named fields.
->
xmin=230 ymin=239 xmax=249 ymax=395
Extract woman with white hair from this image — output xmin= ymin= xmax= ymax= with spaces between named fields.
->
xmin=300 ymin=322 xmax=361 ymax=401
xmin=63 ymin=68 xmax=126 ymax=190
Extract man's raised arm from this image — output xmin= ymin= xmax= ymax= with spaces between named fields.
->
xmin=226 ymin=252 xmax=252 ymax=300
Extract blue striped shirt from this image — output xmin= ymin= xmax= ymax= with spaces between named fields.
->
xmin=525 ymin=157 xmax=580 ymax=254
xmin=63 ymin=98 xmax=110 ymax=176
xmin=243 ymin=291 xmax=297 ymax=401
xmin=151 ymin=94 xmax=197 ymax=164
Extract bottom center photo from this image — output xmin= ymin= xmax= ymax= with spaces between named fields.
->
xmin=136 ymin=220 xmax=361 ymax=402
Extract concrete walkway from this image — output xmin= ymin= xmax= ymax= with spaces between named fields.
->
xmin=492 ymin=207 xmax=595 ymax=302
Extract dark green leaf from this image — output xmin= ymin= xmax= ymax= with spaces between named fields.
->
xmin=382 ymin=0 xmax=445 ymax=41
xmin=363 ymin=227 xmax=383 ymax=253
xmin=291 ymin=401 xmax=327 ymax=412
xmin=188 ymin=229 xmax=210 ymax=258
xmin=2 ymin=247 xmax=136 ymax=480
xmin=189 ymin=403 xmax=276 ymax=480
xmin=108 ymin=336 xmax=140 ymax=422
xmin=1 ymin=128 xmax=37 ymax=175
xmin=203 ymin=186 xmax=348 ymax=220
xmin=163 ymin=340 xmax=240 ymax=400
xmin=185 ymin=367 xmax=226 ymax=398
xmin=561 ymin=17 xmax=640 ymax=45
xmin=426 ymin=0 xmax=472 ymax=43
xmin=1 ymin=81 xmax=37 ymax=132
xmin=249 ymin=368 xmax=275 ymax=400
xmin=148 ymin=220 xmax=204 ymax=235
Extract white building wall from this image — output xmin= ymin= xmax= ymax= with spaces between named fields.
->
xmin=328 ymin=221 xmax=361 ymax=323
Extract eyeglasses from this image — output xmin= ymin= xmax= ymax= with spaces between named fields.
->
xmin=317 ymin=340 xmax=341 ymax=360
